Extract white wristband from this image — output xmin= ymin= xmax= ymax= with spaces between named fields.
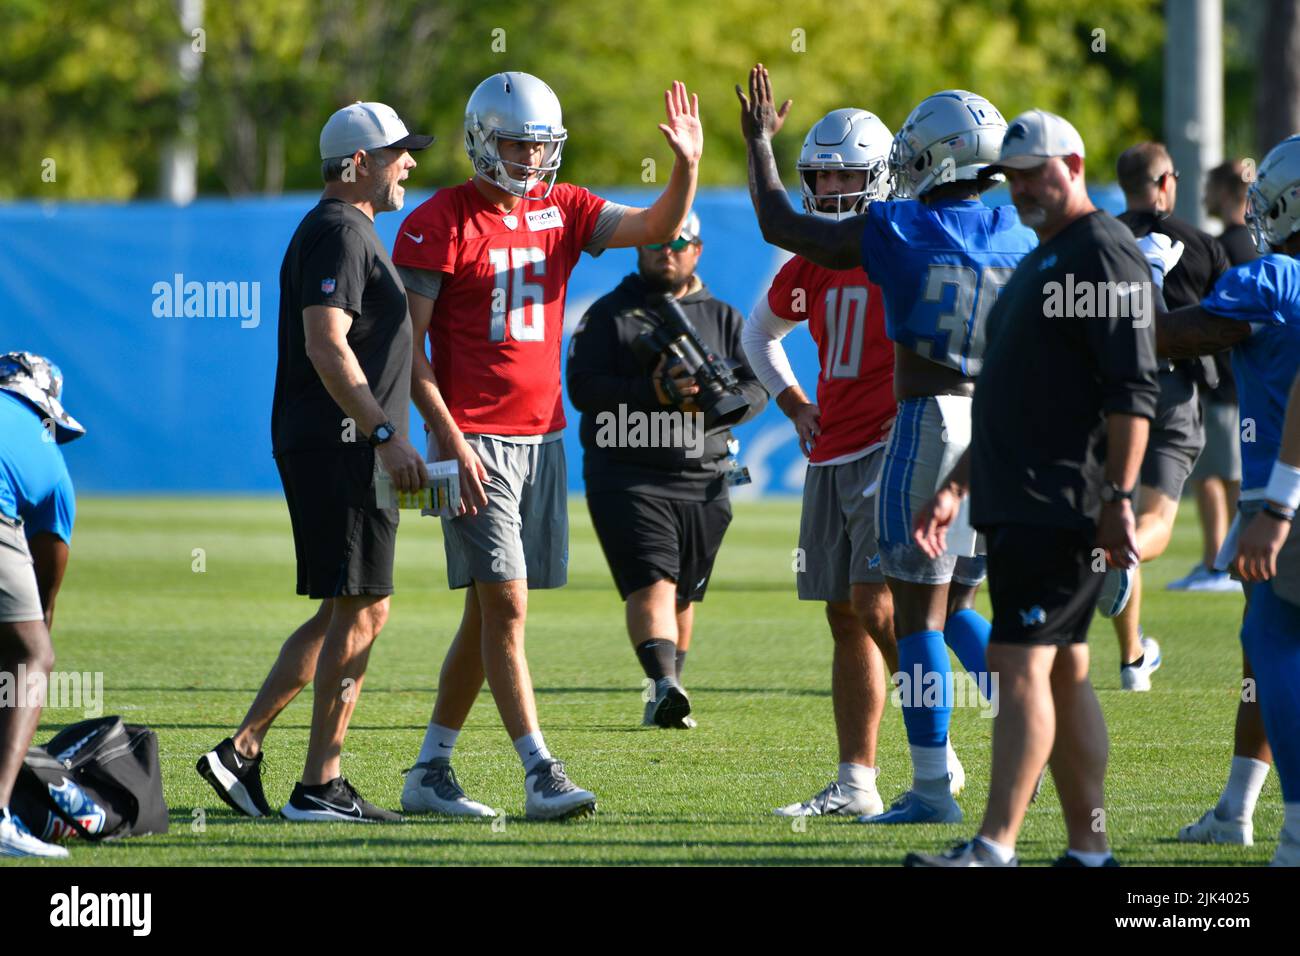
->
xmin=1265 ymin=460 xmax=1300 ymax=510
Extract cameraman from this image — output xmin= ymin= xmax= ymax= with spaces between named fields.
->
xmin=567 ymin=211 xmax=767 ymax=728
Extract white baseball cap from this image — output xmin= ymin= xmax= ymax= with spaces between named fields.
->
xmin=679 ymin=209 xmax=701 ymax=243
xmin=981 ymin=109 xmax=1085 ymax=177
xmin=319 ymin=101 xmax=434 ymax=160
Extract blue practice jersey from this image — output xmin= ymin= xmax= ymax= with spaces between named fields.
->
xmin=859 ymin=198 xmax=1038 ymax=376
xmin=1200 ymin=254 xmax=1300 ymax=491
xmin=0 ymin=391 xmax=76 ymax=542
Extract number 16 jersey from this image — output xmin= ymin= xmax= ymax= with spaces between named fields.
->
xmin=393 ymin=179 xmax=619 ymax=436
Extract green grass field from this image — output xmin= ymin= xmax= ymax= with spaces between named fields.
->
xmin=4 ymin=495 xmax=1281 ymax=866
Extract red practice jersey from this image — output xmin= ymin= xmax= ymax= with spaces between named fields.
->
xmin=392 ymin=179 xmax=608 ymax=435
xmin=766 ymin=255 xmax=895 ymax=464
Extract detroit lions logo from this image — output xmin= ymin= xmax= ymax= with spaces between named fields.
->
xmin=1004 ymin=121 xmax=1028 ymax=143
xmin=1019 ymin=606 xmax=1047 ymax=627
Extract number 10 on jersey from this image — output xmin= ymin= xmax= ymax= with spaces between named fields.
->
xmin=488 ymin=247 xmax=546 ymax=342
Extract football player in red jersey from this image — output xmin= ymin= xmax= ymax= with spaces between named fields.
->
xmin=742 ymin=109 xmax=903 ymax=819
xmin=392 ymin=72 xmax=702 ymax=820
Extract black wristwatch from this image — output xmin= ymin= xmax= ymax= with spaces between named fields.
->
xmin=368 ymin=422 xmax=397 ymax=448
xmin=1100 ymin=481 xmax=1135 ymax=505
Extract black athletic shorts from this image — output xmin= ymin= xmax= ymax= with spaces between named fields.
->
xmin=276 ymin=447 xmax=398 ymax=599
xmin=586 ymin=491 xmax=732 ymax=604
xmin=1141 ymin=368 xmax=1204 ymax=500
xmin=986 ymin=524 xmax=1103 ymax=646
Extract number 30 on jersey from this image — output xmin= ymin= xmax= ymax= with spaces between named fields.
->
xmin=488 ymin=247 xmax=546 ymax=342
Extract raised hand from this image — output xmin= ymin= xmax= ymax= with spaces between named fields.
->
xmin=659 ymin=80 xmax=703 ymax=166
xmin=735 ymin=63 xmax=792 ymax=141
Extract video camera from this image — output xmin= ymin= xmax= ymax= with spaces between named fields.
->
xmin=628 ymin=292 xmax=750 ymax=431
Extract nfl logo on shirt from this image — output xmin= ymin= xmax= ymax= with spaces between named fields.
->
xmin=321 ymin=277 xmax=336 ymax=294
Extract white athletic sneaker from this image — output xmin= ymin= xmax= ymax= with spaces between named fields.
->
xmin=948 ymin=750 xmax=966 ymax=797
xmin=1097 ymin=566 xmax=1133 ymax=618
xmin=1177 ymin=807 xmax=1253 ymax=846
xmin=1271 ymin=829 xmax=1300 ymax=866
xmin=524 ymin=759 xmax=597 ymax=821
xmin=1120 ymin=636 xmax=1162 ymax=692
xmin=773 ymin=781 xmax=884 ymax=818
xmin=401 ymin=758 xmax=496 ymax=817
xmin=0 ymin=807 xmax=68 ymax=858
xmin=1166 ymin=563 xmax=1243 ymax=593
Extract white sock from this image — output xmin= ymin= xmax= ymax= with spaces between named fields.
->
xmin=838 ymin=763 xmax=878 ymax=792
xmin=1067 ymin=848 xmax=1113 ymax=867
xmin=513 ymin=731 xmax=551 ymax=773
xmin=911 ymin=743 xmax=948 ymax=783
xmin=1216 ymin=756 xmax=1270 ymax=823
xmin=975 ymin=835 xmax=1016 ymax=864
xmin=946 ymin=737 xmax=961 ymax=773
xmin=416 ymin=722 xmax=460 ymax=764
xmin=1284 ymin=802 xmax=1300 ymax=843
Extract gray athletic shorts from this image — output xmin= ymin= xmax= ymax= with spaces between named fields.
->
xmin=434 ymin=433 xmax=568 ymax=590
xmin=1188 ymin=399 xmax=1242 ymax=483
xmin=0 ymin=515 xmax=43 ymax=624
xmin=797 ymin=449 xmax=886 ymax=602
xmin=875 ymin=395 xmax=986 ymax=587
xmin=1141 ymin=369 xmax=1205 ymax=499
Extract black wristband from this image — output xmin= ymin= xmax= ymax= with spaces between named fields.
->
xmin=1262 ymin=502 xmax=1296 ymax=523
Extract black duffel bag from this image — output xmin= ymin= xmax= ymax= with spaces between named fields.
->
xmin=10 ymin=716 xmax=168 ymax=842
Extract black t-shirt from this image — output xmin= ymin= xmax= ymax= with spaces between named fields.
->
xmin=566 ymin=273 xmax=768 ymax=501
xmin=1205 ymin=224 xmax=1258 ymax=404
xmin=1119 ymin=209 xmax=1228 ymax=395
xmin=971 ymin=210 xmax=1160 ymax=531
xmin=1219 ymin=223 xmax=1259 ymax=267
xmin=272 ymin=199 xmax=412 ymax=455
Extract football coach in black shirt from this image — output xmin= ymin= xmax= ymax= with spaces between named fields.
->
xmin=197 ymin=102 xmax=431 ymax=823
xmin=1099 ymin=142 xmax=1230 ymax=690
xmin=567 ymin=211 xmax=766 ymax=729
xmin=906 ymin=111 xmax=1159 ymax=867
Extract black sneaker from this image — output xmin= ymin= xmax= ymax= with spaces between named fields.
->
xmin=280 ymin=777 xmax=402 ymax=823
xmin=197 ymin=737 xmax=272 ymax=817
xmin=1052 ymin=852 xmax=1121 ymax=867
xmin=650 ymin=677 xmax=691 ymax=729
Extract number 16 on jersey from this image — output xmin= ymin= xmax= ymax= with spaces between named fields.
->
xmin=488 ymin=247 xmax=547 ymax=343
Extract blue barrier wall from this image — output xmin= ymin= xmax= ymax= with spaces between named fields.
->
xmin=0 ymin=186 xmax=1122 ymax=495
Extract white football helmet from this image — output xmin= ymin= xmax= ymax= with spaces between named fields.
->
xmin=1248 ymin=135 xmax=1300 ymax=253
xmin=464 ymin=71 xmax=567 ymax=198
xmin=797 ymin=108 xmax=894 ymax=219
xmin=889 ymin=90 xmax=1008 ymax=199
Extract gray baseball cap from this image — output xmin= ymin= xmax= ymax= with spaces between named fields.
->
xmin=679 ymin=209 xmax=701 ymax=243
xmin=319 ymin=102 xmax=434 ymax=160
xmin=980 ymin=109 xmax=1085 ymax=177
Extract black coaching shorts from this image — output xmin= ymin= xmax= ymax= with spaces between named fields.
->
xmin=586 ymin=490 xmax=732 ymax=605
xmin=986 ymin=524 xmax=1103 ymax=646
xmin=276 ymin=447 xmax=398 ymax=599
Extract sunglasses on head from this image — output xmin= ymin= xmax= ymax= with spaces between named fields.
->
xmin=643 ymin=237 xmax=694 ymax=252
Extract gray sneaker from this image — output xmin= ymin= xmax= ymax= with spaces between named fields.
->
xmin=401 ymin=757 xmax=496 ymax=817
xmin=524 ymin=758 xmax=597 ymax=821
xmin=642 ymin=696 xmax=697 ymax=729
xmin=905 ymin=838 xmax=1018 ymax=867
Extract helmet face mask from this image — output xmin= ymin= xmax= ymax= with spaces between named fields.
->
xmin=465 ymin=72 xmax=568 ymax=199
xmin=889 ymin=90 xmax=1007 ymax=199
xmin=796 ymin=108 xmax=895 ymax=221
xmin=1247 ymin=135 xmax=1300 ymax=254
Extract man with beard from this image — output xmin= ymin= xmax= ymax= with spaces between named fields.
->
xmin=567 ymin=210 xmax=767 ymax=728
